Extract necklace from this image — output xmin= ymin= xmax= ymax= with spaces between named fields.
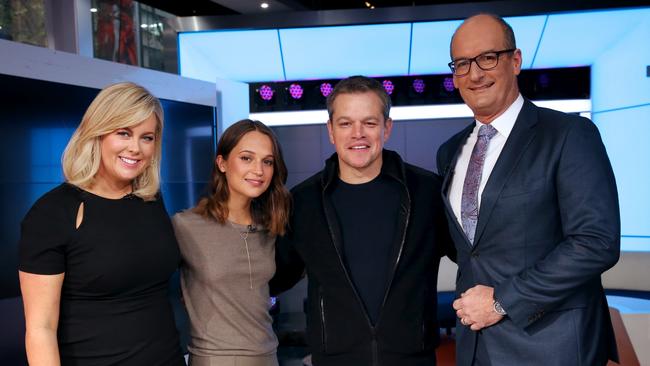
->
xmin=230 ymin=221 xmax=253 ymax=290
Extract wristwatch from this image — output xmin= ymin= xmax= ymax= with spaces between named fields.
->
xmin=493 ymin=299 xmax=507 ymax=316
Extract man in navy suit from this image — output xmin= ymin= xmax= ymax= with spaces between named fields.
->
xmin=436 ymin=14 xmax=620 ymax=366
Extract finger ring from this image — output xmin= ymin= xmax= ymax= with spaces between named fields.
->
xmin=460 ymin=318 xmax=467 ymax=326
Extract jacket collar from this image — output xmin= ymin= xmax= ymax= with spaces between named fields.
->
xmin=321 ymin=149 xmax=407 ymax=191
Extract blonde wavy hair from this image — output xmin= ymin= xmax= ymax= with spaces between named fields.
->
xmin=62 ymin=82 xmax=164 ymax=201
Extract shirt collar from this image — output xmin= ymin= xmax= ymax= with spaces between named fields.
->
xmin=474 ymin=94 xmax=524 ymax=139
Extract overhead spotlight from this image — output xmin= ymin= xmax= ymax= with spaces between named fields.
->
xmin=288 ymin=83 xmax=304 ymax=100
xmin=320 ymin=82 xmax=333 ymax=97
xmin=0 ymin=25 xmax=3 ymax=30
xmin=140 ymin=23 xmax=148 ymax=29
xmin=258 ymin=85 xmax=274 ymax=101
xmin=412 ymin=79 xmax=425 ymax=94
xmin=260 ymin=2 xmax=269 ymax=9
xmin=90 ymin=7 xmax=98 ymax=13
xmin=382 ymin=80 xmax=394 ymax=95
xmin=442 ymin=77 xmax=455 ymax=92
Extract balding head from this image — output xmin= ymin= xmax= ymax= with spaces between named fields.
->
xmin=450 ymin=14 xmax=516 ymax=59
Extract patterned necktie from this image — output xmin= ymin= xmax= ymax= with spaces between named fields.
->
xmin=461 ymin=124 xmax=498 ymax=245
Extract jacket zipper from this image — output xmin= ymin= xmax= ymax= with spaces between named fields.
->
xmin=371 ymin=328 xmax=379 ymax=366
xmin=322 ymin=190 xmax=376 ymax=344
xmin=421 ymin=322 xmax=426 ymax=351
xmin=319 ymin=287 xmax=327 ymax=353
xmin=373 ymin=180 xmax=410 ymax=366
xmin=378 ymin=180 xmax=411 ymax=319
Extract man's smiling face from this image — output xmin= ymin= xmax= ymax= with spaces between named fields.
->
xmin=451 ymin=14 xmax=522 ymax=123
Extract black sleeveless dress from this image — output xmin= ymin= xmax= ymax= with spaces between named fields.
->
xmin=19 ymin=183 xmax=185 ymax=365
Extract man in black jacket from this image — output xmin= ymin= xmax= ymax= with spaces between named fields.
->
xmin=271 ymin=76 xmax=454 ymax=366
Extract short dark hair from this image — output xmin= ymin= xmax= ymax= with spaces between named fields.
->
xmin=326 ymin=76 xmax=391 ymax=122
xmin=194 ymin=119 xmax=290 ymax=236
xmin=450 ymin=13 xmax=517 ymax=59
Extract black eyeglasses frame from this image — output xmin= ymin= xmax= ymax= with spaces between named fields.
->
xmin=448 ymin=49 xmax=516 ymax=76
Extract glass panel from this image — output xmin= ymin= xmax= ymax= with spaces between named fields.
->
xmin=91 ymin=0 xmax=137 ymax=65
xmin=0 ymin=0 xmax=47 ymax=47
xmin=138 ymin=3 xmax=172 ymax=72
xmin=91 ymin=0 xmax=175 ymax=72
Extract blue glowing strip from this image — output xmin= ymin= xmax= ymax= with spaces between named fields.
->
xmin=622 ymin=235 xmax=650 ymax=238
xmin=277 ymin=29 xmax=287 ymax=81
xmin=177 ymin=33 xmax=183 ymax=76
xmin=407 ymin=23 xmax=414 ymax=75
xmin=592 ymin=102 xmax=650 ymax=114
xmin=606 ymin=296 xmax=650 ymax=314
xmin=212 ymin=106 xmax=218 ymax=150
xmin=620 ymin=236 xmax=650 ymax=252
xmin=530 ymin=15 xmax=549 ymax=68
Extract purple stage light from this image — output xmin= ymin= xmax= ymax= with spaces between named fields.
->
xmin=382 ymin=80 xmax=394 ymax=95
xmin=538 ymin=74 xmax=550 ymax=88
xmin=443 ymin=77 xmax=455 ymax=92
xmin=259 ymin=85 xmax=274 ymax=101
xmin=412 ymin=78 xmax=425 ymax=93
xmin=288 ymin=83 xmax=304 ymax=99
xmin=320 ymin=82 xmax=333 ymax=97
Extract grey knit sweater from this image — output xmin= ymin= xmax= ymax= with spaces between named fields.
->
xmin=172 ymin=210 xmax=277 ymax=357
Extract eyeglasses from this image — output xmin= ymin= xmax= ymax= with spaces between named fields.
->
xmin=448 ymin=49 xmax=516 ymax=76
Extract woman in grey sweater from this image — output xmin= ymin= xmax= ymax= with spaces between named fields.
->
xmin=172 ymin=120 xmax=290 ymax=366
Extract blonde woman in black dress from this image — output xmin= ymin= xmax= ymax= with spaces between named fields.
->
xmin=172 ymin=120 xmax=290 ymax=366
xmin=18 ymin=82 xmax=184 ymax=366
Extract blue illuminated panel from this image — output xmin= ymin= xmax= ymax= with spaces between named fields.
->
xmin=620 ymin=237 xmax=650 ymax=252
xmin=409 ymin=16 xmax=546 ymax=74
xmin=279 ymin=24 xmax=412 ymax=80
xmin=409 ymin=20 xmax=463 ymax=75
xmin=591 ymin=17 xmax=650 ymax=111
xmin=533 ymin=8 xmax=650 ymax=69
xmin=502 ymin=15 xmax=547 ymax=69
xmin=593 ymin=105 xmax=650 ymax=252
xmin=177 ymin=8 xmax=650 ymax=81
xmin=178 ymin=30 xmax=285 ymax=82
xmin=589 ymin=10 xmax=650 ymax=252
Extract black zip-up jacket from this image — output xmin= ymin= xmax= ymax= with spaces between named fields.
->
xmin=271 ymin=150 xmax=454 ymax=366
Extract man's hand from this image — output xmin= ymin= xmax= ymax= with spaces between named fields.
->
xmin=453 ymin=284 xmax=503 ymax=331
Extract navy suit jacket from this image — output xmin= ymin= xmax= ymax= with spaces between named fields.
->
xmin=436 ymin=99 xmax=620 ymax=366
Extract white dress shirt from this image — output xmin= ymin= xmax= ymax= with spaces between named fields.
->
xmin=449 ymin=94 xmax=524 ymax=228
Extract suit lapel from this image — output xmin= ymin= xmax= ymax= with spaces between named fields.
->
xmin=441 ymin=123 xmax=475 ymax=247
xmin=441 ymin=123 xmax=475 ymax=196
xmin=473 ymin=100 xmax=539 ymax=247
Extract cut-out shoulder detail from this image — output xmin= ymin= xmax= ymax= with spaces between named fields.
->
xmin=76 ymin=202 xmax=84 ymax=229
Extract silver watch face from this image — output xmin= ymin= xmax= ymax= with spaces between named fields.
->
xmin=494 ymin=300 xmax=506 ymax=315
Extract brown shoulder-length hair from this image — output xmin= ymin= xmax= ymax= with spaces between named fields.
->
xmin=194 ymin=119 xmax=290 ymax=236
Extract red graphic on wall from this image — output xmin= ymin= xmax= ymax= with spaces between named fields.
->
xmin=95 ymin=1 xmax=115 ymax=60
xmin=94 ymin=0 xmax=136 ymax=65
xmin=117 ymin=0 xmax=136 ymax=65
